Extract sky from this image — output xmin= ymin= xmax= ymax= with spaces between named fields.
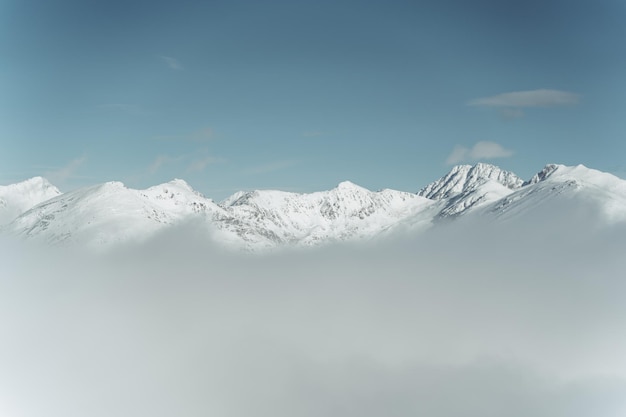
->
xmin=1 ymin=0 xmax=625 ymax=200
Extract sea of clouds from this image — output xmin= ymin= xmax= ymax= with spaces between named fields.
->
xmin=1 ymin=206 xmax=626 ymax=417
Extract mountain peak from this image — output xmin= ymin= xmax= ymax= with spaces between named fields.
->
xmin=22 ymin=176 xmax=50 ymax=186
xmin=0 ymin=177 xmax=63 ymax=226
xmin=3 ymin=176 xmax=59 ymax=192
xmin=167 ymin=178 xmax=194 ymax=191
xmin=336 ymin=180 xmax=369 ymax=193
xmin=418 ymin=163 xmax=523 ymax=200
xmin=219 ymin=190 xmax=259 ymax=207
xmin=100 ymin=181 xmax=127 ymax=191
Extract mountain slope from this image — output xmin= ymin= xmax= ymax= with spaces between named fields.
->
xmin=417 ymin=163 xmax=524 ymax=218
xmin=218 ymin=181 xmax=436 ymax=246
xmin=0 ymin=177 xmax=61 ymax=225
xmin=480 ymin=164 xmax=626 ymax=224
xmin=5 ymin=179 xmax=227 ymax=248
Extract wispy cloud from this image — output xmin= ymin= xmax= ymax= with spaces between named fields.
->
xmin=44 ymin=156 xmax=87 ymax=184
xmin=468 ymin=89 xmax=580 ymax=108
xmin=148 ymin=155 xmax=184 ymax=174
xmin=148 ymin=150 xmax=224 ymax=176
xmin=187 ymin=155 xmax=223 ymax=173
xmin=159 ymin=55 xmax=183 ymax=70
xmin=446 ymin=141 xmax=513 ymax=165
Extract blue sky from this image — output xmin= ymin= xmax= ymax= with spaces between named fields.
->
xmin=1 ymin=0 xmax=625 ymax=200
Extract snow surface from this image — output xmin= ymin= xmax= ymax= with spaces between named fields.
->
xmin=482 ymin=164 xmax=626 ymax=224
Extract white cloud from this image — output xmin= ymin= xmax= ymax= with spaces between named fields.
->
xmin=468 ymin=89 xmax=579 ymax=108
xmin=470 ymin=141 xmax=514 ymax=159
xmin=148 ymin=150 xmax=223 ymax=176
xmin=159 ymin=55 xmax=183 ymax=70
xmin=446 ymin=141 xmax=514 ymax=165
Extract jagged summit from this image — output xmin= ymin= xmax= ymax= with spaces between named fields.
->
xmin=418 ymin=162 xmax=524 ymax=201
xmin=523 ymin=163 xmax=562 ymax=185
xmin=221 ymin=181 xmax=372 ymax=209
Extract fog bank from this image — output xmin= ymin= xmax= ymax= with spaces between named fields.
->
xmin=1 ymin=215 xmax=625 ymax=417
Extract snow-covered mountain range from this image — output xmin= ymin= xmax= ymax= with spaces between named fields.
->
xmin=2 ymin=163 xmax=625 ymax=250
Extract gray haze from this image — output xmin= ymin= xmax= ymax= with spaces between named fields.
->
xmin=1 ymin=208 xmax=626 ymax=417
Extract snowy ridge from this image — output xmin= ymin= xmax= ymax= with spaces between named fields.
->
xmin=2 ymin=163 xmax=626 ymax=250
xmin=0 ymin=178 xmax=436 ymax=250
xmin=217 ymin=181 xmax=435 ymax=247
xmin=5 ymin=180 xmax=227 ymax=248
xmin=483 ymin=164 xmax=626 ymax=224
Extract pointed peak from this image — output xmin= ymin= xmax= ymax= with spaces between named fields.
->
xmin=219 ymin=190 xmax=261 ymax=207
xmin=167 ymin=178 xmax=194 ymax=191
xmin=467 ymin=162 xmax=508 ymax=174
xmin=99 ymin=181 xmax=126 ymax=191
xmin=336 ymin=180 xmax=368 ymax=191
xmin=144 ymin=178 xmax=199 ymax=195
xmin=4 ymin=176 xmax=53 ymax=188
xmin=447 ymin=164 xmax=473 ymax=173
xmin=445 ymin=162 xmax=508 ymax=178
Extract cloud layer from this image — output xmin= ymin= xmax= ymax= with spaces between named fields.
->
xmin=468 ymin=89 xmax=580 ymax=108
xmin=1 ymin=211 xmax=626 ymax=417
xmin=446 ymin=141 xmax=513 ymax=165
